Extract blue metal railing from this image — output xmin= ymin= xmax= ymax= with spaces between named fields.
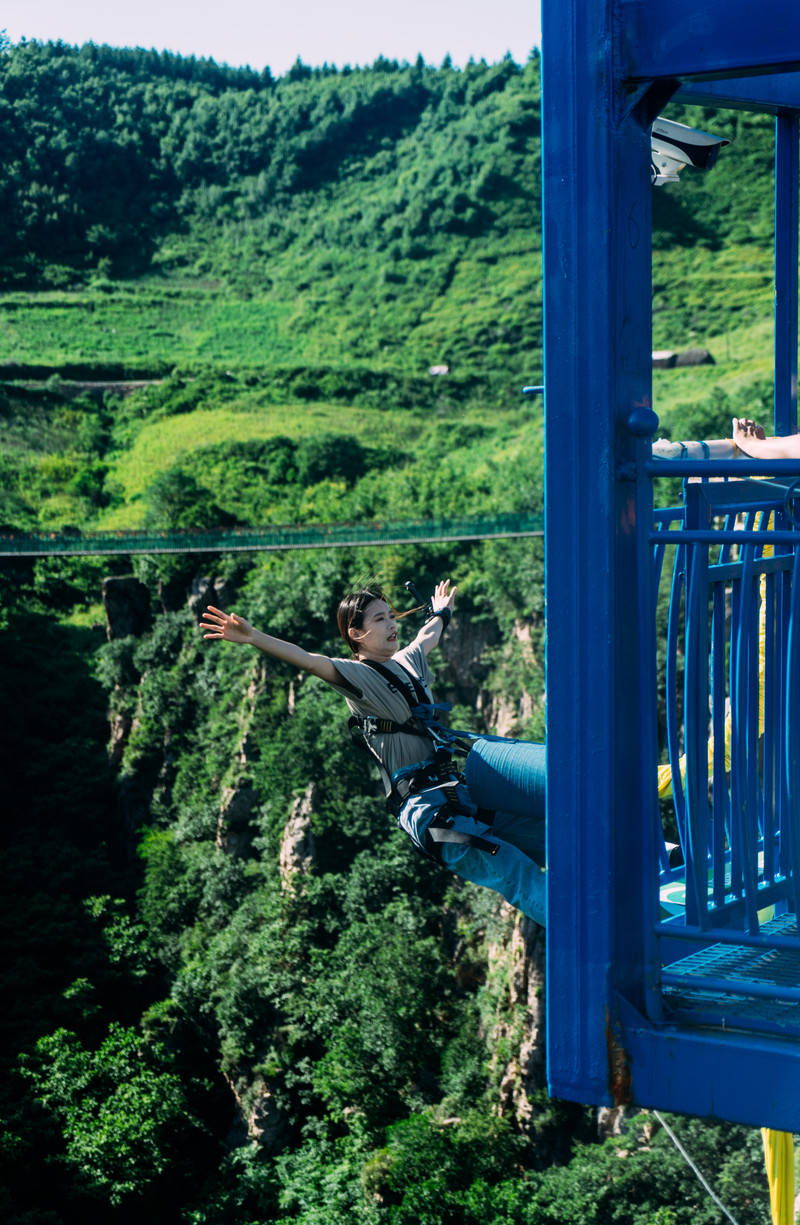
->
xmin=651 ymin=477 xmax=800 ymax=1031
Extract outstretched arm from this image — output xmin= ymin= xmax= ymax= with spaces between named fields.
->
xmin=412 ymin=579 xmax=457 ymax=656
xmin=733 ymin=417 xmax=800 ymax=459
xmin=201 ymin=605 xmax=340 ymax=684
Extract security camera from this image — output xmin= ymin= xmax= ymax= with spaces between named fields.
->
xmin=651 ymin=117 xmax=729 ymax=186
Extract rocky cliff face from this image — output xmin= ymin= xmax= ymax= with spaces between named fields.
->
xmin=102 ymin=575 xmax=151 ymax=640
xmin=279 ymin=781 xmax=317 ymax=891
xmin=488 ymin=910 xmax=547 ymax=1126
xmin=439 ymin=615 xmax=543 ymax=738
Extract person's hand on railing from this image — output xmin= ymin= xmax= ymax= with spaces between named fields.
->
xmin=733 ymin=417 xmax=765 ymax=449
xmin=733 ymin=417 xmax=800 ymax=459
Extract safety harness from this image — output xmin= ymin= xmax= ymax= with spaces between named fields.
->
xmin=348 ymin=656 xmax=499 ymax=859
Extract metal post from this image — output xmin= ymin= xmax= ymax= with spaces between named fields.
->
xmin=774 ymin=112 xmax=799 ymax=435
xmin=542 ymin=0 xmax=658 ymax=1105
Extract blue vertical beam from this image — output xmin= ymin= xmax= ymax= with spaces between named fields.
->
xmin=774 ymin=112 xmax=799 ymax=435
xmin=542 ymin=0 xmax=657 ymax=1106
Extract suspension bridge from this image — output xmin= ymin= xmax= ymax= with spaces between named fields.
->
xmin=0 ymin=511 xmax=543 ymax=558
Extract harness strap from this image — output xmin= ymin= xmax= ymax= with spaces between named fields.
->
xmin=347 ymin=658 xmax=497 ymax=860
xmin=347 ymin=715 xmax=399 ymax=800
xmin=353 ymin=715 xmax=420 ymax=735
xmin=360 ymin=657 xmax=432 ymax=710
xmin=427 ymin=825 xmax=500 ymax=856
xmin=348 ymin=726 xmax=500 ymax=858
xmin=359 ymin=658 xmax=476 ymax=756
xmin=347 ymin=658 xmax=437 ymax=802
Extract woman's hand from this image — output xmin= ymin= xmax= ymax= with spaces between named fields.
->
xmin=733 ymin=417 xmax=800 ymax=459
xmin=201 ymin=604 xmax=255 ymax=645
xmin=733 ymin=417 xmax=766 ymax=447
xmin=415 ymin=579 xmax=457 ymax=655
xmin=431 ymin=578 xmax=457 ymax=615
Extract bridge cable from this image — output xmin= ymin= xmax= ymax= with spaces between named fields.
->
xmin=653 ymin=1111 xmax=741 ymax=1225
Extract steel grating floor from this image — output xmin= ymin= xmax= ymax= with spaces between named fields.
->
xmin=661 ymin=914 xmax=800 ymax=1035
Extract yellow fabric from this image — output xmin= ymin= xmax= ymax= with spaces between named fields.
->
xmin=658 ymin=513 xmax=772 ymax=800
xmin=762 ymin=1128 xmax=795 ymax=1225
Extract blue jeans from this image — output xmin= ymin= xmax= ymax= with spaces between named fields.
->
xmin=398 ymin=779 xmax=547 ymax=926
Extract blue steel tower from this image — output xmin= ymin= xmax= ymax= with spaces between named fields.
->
xmin=542 ymin=1 xmax=800 ymax=1128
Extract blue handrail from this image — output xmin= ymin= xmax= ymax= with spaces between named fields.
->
xmin=654 ymin=478 xmax=800 ymax=1030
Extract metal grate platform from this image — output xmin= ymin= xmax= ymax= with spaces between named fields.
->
xmin=661 ymin=915 xmax=800 ymax=1036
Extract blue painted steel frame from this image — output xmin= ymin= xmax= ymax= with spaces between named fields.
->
xmin=543 ymin=0 xmax=800 ymax=1127
xmin=775 ymin=114 xmax=799 ymax=435
xmin=620 ymin=0 xmax=800 ymax=81
xmin=542 ymin=0 xmax=660 ymax=1109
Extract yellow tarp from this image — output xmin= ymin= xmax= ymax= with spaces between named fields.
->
xmin=762 ymin=1128 xmax=795 ymax=1225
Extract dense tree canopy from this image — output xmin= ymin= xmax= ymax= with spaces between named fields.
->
xmin=0 ymin=40 xmax=540 ymax=286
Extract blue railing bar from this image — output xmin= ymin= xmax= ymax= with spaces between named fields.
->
xmin=692 ymin=497 xmax=796 ymax=519
xmin=660 ymin=971 xmax=800 ymax=1005
xmin=785 ymin=550 xmax=800 ymax=914
xmin=728 ymin=577 xmax=745 ymax=898
xmin=685 ymin=545 xmax=712 ymax=927
xmin=709 ymin=554 xmax=795 ymax=582
xmin=774 ymin=112 xmax=800 ymax=436
xmin=647 ymin=460 xmax=800 ymax=477
xmin=665 ymin=550 xmax=688 ymax=854
xmin=711 ymin=585 xmax=729 ymax=905
xmin=649 ymin=530 xmax=800 ymax=545
xmin=719 ymin=509 xmax=740 ymax=565
xmin=652 ymin=538 xmax=668 ymax=591
xmin=779 ymin=574 xmax=794 ymax=881
xmin=655 ymin=923 xmax=800 ymax=952
xmin=735 ymin=546 xmax=759 ymax=926
xmin=763 ymin=573 xmax=778 ymax=878
xmin=686 ymin=479 xmax=797 ymax=516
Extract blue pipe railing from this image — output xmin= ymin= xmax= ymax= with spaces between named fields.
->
xmin=652 ymin=477 xmax=800 ymax=1029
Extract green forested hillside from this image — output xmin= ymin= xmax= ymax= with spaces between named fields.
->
xmin=0 ymin=39 xmax=542 ymax=380
xmin=0 ymin=38 xmax=777 ymax=1225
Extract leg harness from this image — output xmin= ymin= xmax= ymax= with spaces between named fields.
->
xmin=391 ymin=763 xmax=500 ymax=859
xmin=346 ymin=658 xmax=497 ymax=859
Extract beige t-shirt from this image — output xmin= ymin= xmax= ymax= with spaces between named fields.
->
xmin=328 ymin=642 xmax=436 ymax=778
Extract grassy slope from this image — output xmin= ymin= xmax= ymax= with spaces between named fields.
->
xmin=0 ymin=243 xmax=542 ymax=377
xmin=0 ymin=74 xmax=790 ymax=544
xmin=103 ymin=398 xmax=542 ymax=529
xmin=1 ymin=285 xmax=294 ymax=367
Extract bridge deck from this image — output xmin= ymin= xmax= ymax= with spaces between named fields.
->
xmin=0 ymin=511 xmax=543 ymax=557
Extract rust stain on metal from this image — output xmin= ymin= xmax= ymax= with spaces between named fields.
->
xmin=606 ymin=1009 xmax=632 ymax=1106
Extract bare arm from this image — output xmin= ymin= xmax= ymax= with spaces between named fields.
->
xmin=733 ymin=417 xmax=800 ymax=459
xmin=410 ymin=579 xmax=457 ymax=657
xmin=201 ymin=605 xmax=340 ymax=684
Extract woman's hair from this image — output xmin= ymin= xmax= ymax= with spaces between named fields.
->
xmin=337 ymin=587 xmax=386 ymax=655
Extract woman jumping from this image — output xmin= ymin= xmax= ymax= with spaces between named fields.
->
xmin=201 ymin=581 xmax=546 ymax=925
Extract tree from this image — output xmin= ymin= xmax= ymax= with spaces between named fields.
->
xmin=21 ymin=1024 xmax=206 ymax=1205
xmin=143 ymin=468 xmax=238 ymax=531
